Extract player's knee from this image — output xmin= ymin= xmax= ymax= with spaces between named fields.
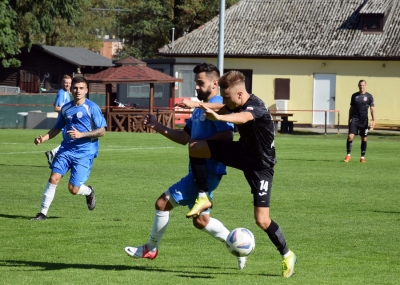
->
xmin=68 ymin=184 xmax=79 ymax=195
xmin=48 ymin=175 xmax=61 ymax=185
xmin=155 ymin=193 xmax=174 ymax=211
xmin=255 ymin=217 xmax=271 ymax=230
xmin=192 ymin=215 xmax=208 ymax=229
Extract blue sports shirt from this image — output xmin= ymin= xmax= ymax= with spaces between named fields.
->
xmin=186 ymin=95 xmax=234 ymax=175
xmin=54 ymin=99 xmax=107 ymax=158
xmin=55 ymin=88 xmax=71 ymax=107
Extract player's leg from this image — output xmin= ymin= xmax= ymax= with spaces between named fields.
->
xmin=344 ymin=123 xmax=357 ymax=162
xmin=125 ymin=175 xmax=198 ymax=259
xmin=68 ymin=156 xmax=96 ymax=210
xmin=190 ymin=172 xmax=247 ymax=269
xmin=247 ymin=168 xmax=296 ymax=278
xmin=360 ymin=126 xmax=369 ymax=162
xmin=191 ymin=173 xmax=229 ymax=241
xmin=187 ymin=140 xmax=213 ymax=217
xmin=31 ymin=153 xmax=68 ymax=220
xmin=44 ymin=145 xmax=61 ymax=165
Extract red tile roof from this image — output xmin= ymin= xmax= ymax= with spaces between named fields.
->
xmin=86 ymin=64 xmax=183 ymax=83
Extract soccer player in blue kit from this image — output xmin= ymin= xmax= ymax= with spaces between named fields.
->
xmin=45 ymin=74 xmax=72 ymax=165
xmin=179 ymin=71 xmax=296 ymax=278
xmin=31 ymin=77 xmax=107 ymax=220
xmin=124 ymin=63 xmax=247 ymax=269
xmin=343 ymin=80 xmax=375 ymax=163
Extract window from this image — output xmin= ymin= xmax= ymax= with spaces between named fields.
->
xmin=274 ymin=78 xmax=290 ymax=100
xmin=127 ymin=83 xmax=163 ymax=99
xmin=362 ymin=14 xmax=384 ymax=32
xmin=177 ymin=69 xmax=196 ymax=98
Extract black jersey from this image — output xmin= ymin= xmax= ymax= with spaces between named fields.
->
xmin=350 ymin=92 xmax=374 ymax=124
xmin=229 ymin=94 xmax=276 ymax=168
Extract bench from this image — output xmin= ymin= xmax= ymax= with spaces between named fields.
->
xmin=288 ymin=120 xmax=297 ymax=133
xmin=373 ymin=124 xmax=400 ymax=131
xmin=273 ymin=119 xmax=282 ymax=133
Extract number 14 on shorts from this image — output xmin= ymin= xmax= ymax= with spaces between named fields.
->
xmin=259 ymin=180 xmax=269 ymax=196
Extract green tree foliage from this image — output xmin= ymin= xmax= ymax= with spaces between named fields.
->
xmin=0 ymin=0 xmax=20 ymax=67
xmin=1 ymin=0 xmax=239 ymax=67
xmin=119 ymin=0 xmax=239 ymax=59
xmin=1 ymin=0 xmax=82 ymax=67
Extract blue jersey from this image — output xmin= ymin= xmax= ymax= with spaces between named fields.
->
xmin=186 ymin=95 xmax=234 ymax=175
xmin=54 ymin=99 xmax=107 ymax=158
xmin=55 ymin=89 xmax=71 ymax=107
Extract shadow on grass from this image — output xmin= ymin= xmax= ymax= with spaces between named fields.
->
xmin=0 ymin=214 xmax=62 ymax=220
xmin=372 ymin=210 xmax=400 ymax=214
xmin=278 ymin=158 xmax=339 ymax=162
xmin=278 ymin=130 xmax=400 ymax=137
xmin=0 ymin=163 xmax=48 ymax=168
xmin=0 ymin=260 xmax=278 ymax=277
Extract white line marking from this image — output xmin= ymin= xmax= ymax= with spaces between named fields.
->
xmin=0 ymin=146 xmax=175 ymax=155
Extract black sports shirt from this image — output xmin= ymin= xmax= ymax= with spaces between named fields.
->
xmin=350 ymin=92 xmax=374 ymax=125
xmin=228 ymin=94 xmax=276 ymax=168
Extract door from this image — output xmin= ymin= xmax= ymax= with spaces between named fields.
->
xmin=313 ymin=74 xmax=336 ymax=125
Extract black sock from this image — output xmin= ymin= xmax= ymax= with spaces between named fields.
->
xmin=346 ymin=140 xmax=353 ymax=155
xmin=265 ymin=220 xmax=289 ymax=256
xmin=361 ymin=141 xmax=367 ymax=157
xmin=189 ymin=157 xmax=208 ymax=192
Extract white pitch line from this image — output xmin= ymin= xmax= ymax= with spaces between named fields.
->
xmin=0 ymin=146 xmax=175 ymax=155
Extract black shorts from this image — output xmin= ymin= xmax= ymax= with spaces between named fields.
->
xmin=349 ymin=120 xmax=369 ymax=137
xmin=206 ymin=140 xmax=273 ymax=207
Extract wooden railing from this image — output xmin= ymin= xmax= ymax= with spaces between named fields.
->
xmin=106 ymin=108 xmax=176 ymax=132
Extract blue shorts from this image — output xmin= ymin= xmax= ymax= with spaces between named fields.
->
xmin=168 ymin=172 xmax=223 ymax=211
xmin=51 ymin=150 xmax=94 ymax=187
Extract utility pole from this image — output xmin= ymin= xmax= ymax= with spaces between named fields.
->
xmin=218 ymin=0 xmax=225 ymax=74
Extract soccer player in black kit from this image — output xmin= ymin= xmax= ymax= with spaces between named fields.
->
xmin=177 ymin=70 xmax=296 ymax=278
xmin=344 ymin=80 xmax=375 ymax=163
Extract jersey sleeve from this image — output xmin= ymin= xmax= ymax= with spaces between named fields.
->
xmin=369 ymin=94 xmax=375 ymax=107
xmin=242 ymin=104 xmax=265 ymax=120
xmin=213 ymin=120 xmax=234 ymax=132
xmin=54 ymin=90 xmax=64 ymax=107
xmin=54 ymin=107 xmax=66 ymax=130
xmin=91 ymin=104 xmax=107 ymax=129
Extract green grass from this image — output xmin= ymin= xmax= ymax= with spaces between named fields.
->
xmin=0 ymin=129 xmax=399 ymax=285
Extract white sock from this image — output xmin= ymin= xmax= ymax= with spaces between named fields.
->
xmin=40 ymin=182 xmax=57 ymax=215
xmin=199 ymin=192 xmax=208 ymax=198
xmin=51 ymin=145 xmax=60 ymax=157
xmin=147 ymin=210 xmax=170 ymax=250
xmin=77 ymin=184 xmax=92 ymax=196
xmin=201 ymin=217 xmax=230 ymax=242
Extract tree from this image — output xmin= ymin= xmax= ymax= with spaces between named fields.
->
xmin=118 ymin=0 xmax=239 ymax=59
xmin=0 ymin=0 xmax=21 ymax=67
xmin=1 ymin=0 xmax=82 ymax=68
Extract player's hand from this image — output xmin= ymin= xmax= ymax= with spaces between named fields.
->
xmin=143 ymin=114 xmax=157 ymax=128
xmin=67 ymin=127 xmax=82 ymax=139
xmin=175 ymin=99 xmax=198 ymax=109
xmin=199 ymin=104 xmax=220 ymax=121
xmin=34 ymin=135 xmax=44 ymax=145
xmin=370 ymin=121 xmax=375 ymax=130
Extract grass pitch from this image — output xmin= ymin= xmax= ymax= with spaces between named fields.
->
xmin=0 ymin=129 xmax=399 ymax=285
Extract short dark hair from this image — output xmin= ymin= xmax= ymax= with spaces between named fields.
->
xmin=358 ymin=79 xmax=367 ymax=85
xmin=219 ymin=70 xmax=245 ymax=89
xmin=72 ymin=76 xmax=88 ymax=86
xmin=193 ymin=63 xmax=220 ymax=79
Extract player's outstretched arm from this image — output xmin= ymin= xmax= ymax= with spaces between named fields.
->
xmin=143 ymin=114 xmax=190 ymax=145
xmin=34 ymin=128 xmax=61 ymax=145
xmin=67 ymin=127 xmax=105 ymax=139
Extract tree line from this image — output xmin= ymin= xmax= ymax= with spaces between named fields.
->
xmin=1 ymin=0 xmax=239 ymax=68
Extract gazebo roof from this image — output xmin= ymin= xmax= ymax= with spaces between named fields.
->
xmin=86 ymin=56 xmax=183 ymax=84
